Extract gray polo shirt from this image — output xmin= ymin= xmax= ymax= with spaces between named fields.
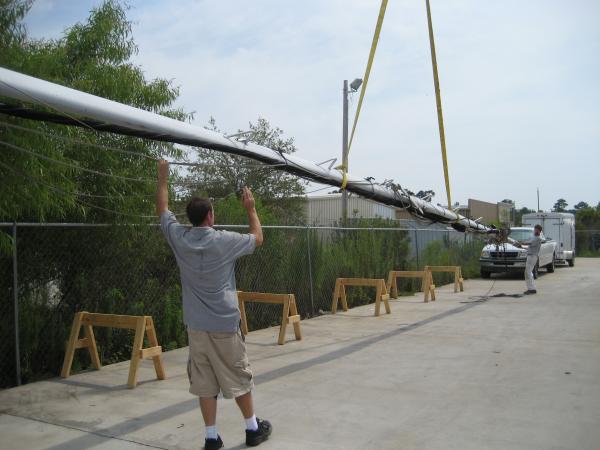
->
xmin=527 ymin=235 xmax=542 ymax=256
xmin=160 ymin=211 xmax=256 ymax=332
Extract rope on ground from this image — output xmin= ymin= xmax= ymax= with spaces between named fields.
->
xmin=461 ymin=279 xmax=525 ymax=303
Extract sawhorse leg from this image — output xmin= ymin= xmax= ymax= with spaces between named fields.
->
xmin=387 ymin=272 xmax=398 ymax=299
xmin=277 ymin=296 xmax=291 ymax=345
xmin=289 ymin=295 xmax=302 ymax=341
xmin=145 ymin=317 xmax=166 ymax=381
xmin=374 ymin=281 xmax=391 ymax=316
xmin=61 ymin=311 xmax=101 ymax=378
xmin=332 ymin=280 xmax=349 ymax=313
xmin=127 ymin=317 xmax=146 ymax=389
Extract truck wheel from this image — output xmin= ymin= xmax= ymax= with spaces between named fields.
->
xmin=546 ymin=254 xmax=555 ymax=273
xmin=568 ymin=256 xmax=575 ymax=267
xmin=480 ymin=270 xmax=491 ymax=279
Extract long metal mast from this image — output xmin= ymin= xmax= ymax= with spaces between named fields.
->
xmin=0 ymin=67 xmax=492 ymax=234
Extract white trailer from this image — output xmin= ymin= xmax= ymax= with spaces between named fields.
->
xmin=522 ymin=212 xmax=575 ymax=266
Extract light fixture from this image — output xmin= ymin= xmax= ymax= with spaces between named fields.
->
xmin=350 ymin=78 xmax=363 ymax=92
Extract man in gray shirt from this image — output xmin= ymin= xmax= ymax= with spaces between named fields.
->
xmin=157 ymin=160 xmax=272 ymax=449
xmin=517 ymin=224 xmax=543 ymax=295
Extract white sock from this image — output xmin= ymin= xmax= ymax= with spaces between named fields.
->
xmin=205 ymin=425 xmax=218 ymax=440
xmin=245 ymin=414 xmax=258 ymax=431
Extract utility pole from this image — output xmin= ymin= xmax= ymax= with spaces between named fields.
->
xmin=537 ymin=187 xmax=540 ymax=212
xmin=342 ymin=79 xmax=349 ymax=223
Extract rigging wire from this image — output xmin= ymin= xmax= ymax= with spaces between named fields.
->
xmin=0 ymin=159 xmax=185 ymax=219
xmin=0 ymin=120 xmax=156 ymax=160
xmin=0 ymin=134 xmax=325 ymax=213
xmin=304 ymin=185 xmax=334 ymax=195
xmin=0 ymin=138 xmax=263 ymax=188
xmin=0 ymin=134 xmax=321 ymax=199
xmin=0 ymin=138 xmax=156 ymax=183
xmin=0 ymin=120 xmax=286 ymax=169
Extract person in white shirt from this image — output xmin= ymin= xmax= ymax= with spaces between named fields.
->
xmin=515 ymin=224 xmax=543 ymax=295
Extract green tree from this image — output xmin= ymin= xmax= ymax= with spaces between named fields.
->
xmin=0 ymin=0 xmax=185 ymax=224
xmin=212 ymin=193 xmax=275 ymax=225
xmin=0 ymin=0 xmax=189 ymax=386
xmin=552 ymin=198 xmax=568 ymax=212
xmin=189 ymin=117 xmax=306 ymax=224
xmin=515 ymin=206 xmax=534 ymax=225
xmin=574 ymin=201 xmax=590 ymax=211
xmin=0 ymin=0 xmax=31 ymax=48
xmin=575 ymin=207 xmax=600 ymax=256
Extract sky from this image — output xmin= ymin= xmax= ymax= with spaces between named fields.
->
xmin=23 ymin=0 xmax=600 ymax=211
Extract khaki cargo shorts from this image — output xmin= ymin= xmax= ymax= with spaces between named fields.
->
xmin=187 ymin=328 xmax=254 ymax=399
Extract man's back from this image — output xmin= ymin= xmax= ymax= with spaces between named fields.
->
xmin=161 ymin=211 xmax=256 ymax=332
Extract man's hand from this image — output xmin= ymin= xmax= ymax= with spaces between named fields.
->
xmin=241 ymin=187 xmax=256 ymax=211
xmin=156 ymin=159 xmax=169 ymax=216
xmin=242 ymin=187 xmax=263 ymax=246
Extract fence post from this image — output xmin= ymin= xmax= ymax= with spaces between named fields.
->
xmin=306 ymin=226 xmax=315 ymax=317
xmin=12 ymin=222 xmax=21 ymax=386
xmin=414 ymin=229 xmax=420 ymax=269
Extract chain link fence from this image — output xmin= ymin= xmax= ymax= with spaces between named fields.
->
xmin=8 ymin=223 xmax=594 ymax=389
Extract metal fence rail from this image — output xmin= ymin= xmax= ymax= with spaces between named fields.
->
xmin=1 ymin=223 xmax=597 ymax=388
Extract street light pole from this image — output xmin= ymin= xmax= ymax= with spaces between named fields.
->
xmin=342 ymin=79 xmax=349 ymax=224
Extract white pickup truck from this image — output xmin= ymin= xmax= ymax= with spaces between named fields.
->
xmin=480 ymin=227 xmax=558 ymax=279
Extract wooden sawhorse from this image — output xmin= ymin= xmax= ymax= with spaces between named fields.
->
xmin=61 ymin=312 xmax=166 ymax=388
xmin=425 ymin=265 xmax=464 ymax=293
xmin=237 ymin=292 xmax=302 ymax=345
xmin=386 ymin=270 xmax=436 ymax=303
xmin=331 ymin=278 xmax=391 ymax=316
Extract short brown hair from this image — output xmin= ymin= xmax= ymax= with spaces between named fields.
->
xmin=186 ymin=197 xmax=212 ymax=226
xmin=534 ymin=224 xmax=542 ymax=232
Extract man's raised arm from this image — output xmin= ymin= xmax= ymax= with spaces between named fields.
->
xmin=156 ymin=160 xmax=169 ymax=216
xmin=242 ymin=187 xmax=263 ymax=247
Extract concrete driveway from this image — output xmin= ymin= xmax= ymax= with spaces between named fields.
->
xmin=1 ymin=259 xmax=599 ymax=450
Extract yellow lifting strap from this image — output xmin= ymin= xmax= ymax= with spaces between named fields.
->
xmin=334 ymin=163 xmax=349 ymax=190
xmin=344 ymin=0 xmax=389 ymax=177
xmin=426 ymin=0 xmax=452 ymax=209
